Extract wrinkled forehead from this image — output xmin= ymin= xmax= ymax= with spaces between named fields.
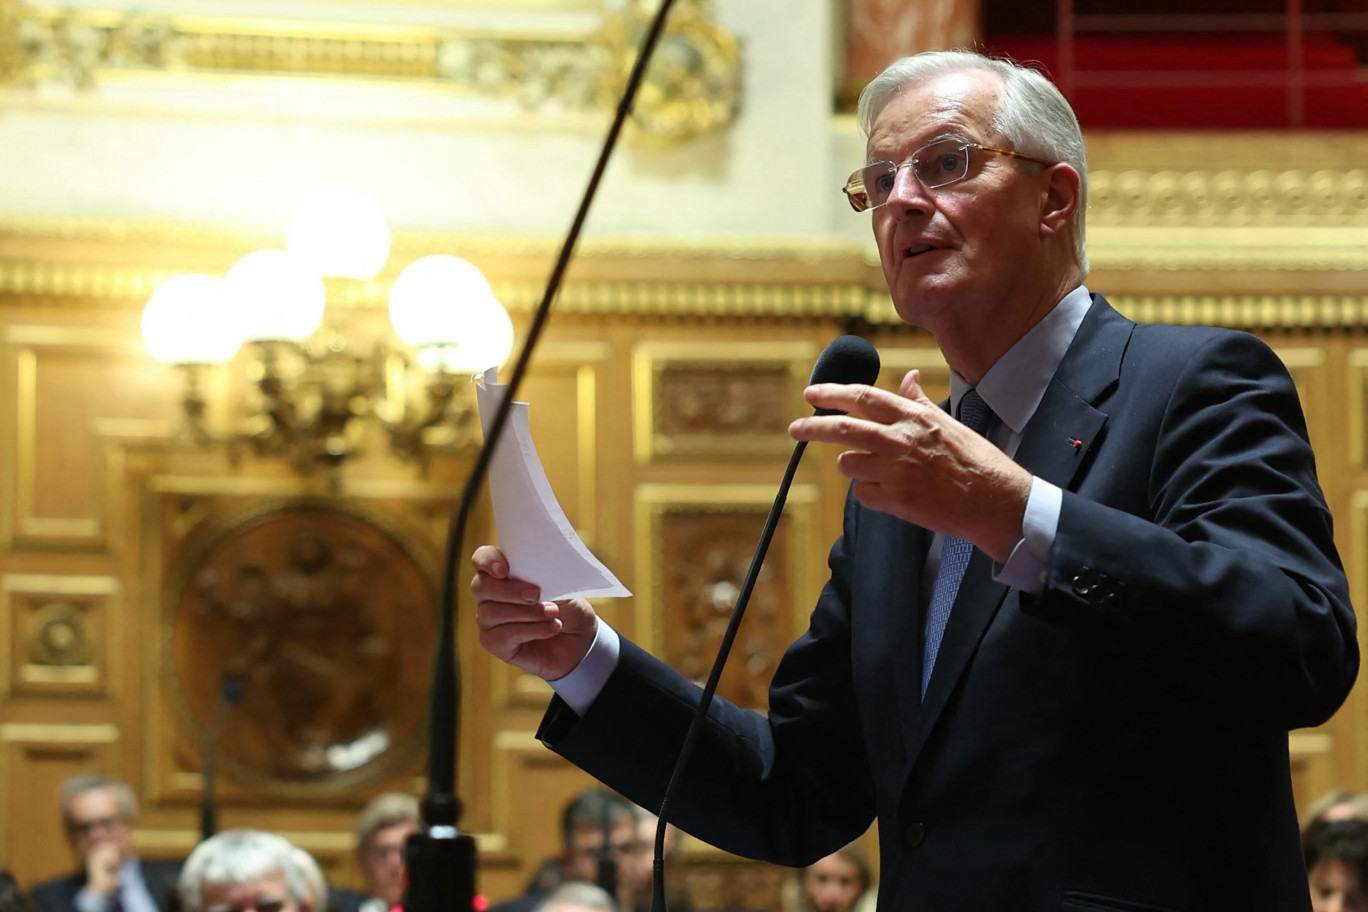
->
xmin=866 ymin=70 xmax=1003 ymax=161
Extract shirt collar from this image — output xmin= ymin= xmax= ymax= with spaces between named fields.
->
xmin=949 ymin=284 xmax=1092 ymax=433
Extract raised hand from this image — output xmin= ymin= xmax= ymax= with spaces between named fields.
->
xmin=471 ymin=545 xmax=601 ymax=681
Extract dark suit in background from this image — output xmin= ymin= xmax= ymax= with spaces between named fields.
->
xmin=30 ymin=861 xmax=181 ymax=912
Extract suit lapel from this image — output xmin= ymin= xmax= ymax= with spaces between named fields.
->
xmin=882 ymin=517 xmax=930 ymax=757
xmin=905 ymin=295 xmax=1134 ymax=758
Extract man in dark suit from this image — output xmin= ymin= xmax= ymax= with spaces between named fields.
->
xmin=470 ymin=50 xmax=1358 ymax=910
xmin=31 ymin=776 xmax=180 ymax=912
xmin=330 ymin=794 xmax=421 ymax=912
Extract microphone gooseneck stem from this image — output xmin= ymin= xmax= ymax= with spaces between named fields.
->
xmin=406 ymin=3 xmax=680 ymax=912
xmin=649 ymin=439 xmax=809 ymax=912
xmin=425 ymin=0 xmax=680 ymax=818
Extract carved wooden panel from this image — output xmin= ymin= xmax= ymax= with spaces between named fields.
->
xmin=2 ymin=575 xmax=120 ymax=698
xmin=4 ymin=324 xmax=178 ymax=550
xmin=147 ymin=490 xmax=443 ymax=803
xmin=1270 ymin=345 xmax=1330 ymax=467
xmin=0 ymin=726 xmax=118 ymax=884
xmin=632 ymin=342 xmax=817 ymax=463
xmin=634 ymin=485 xmax=819 ymax=711
xmin=1349 ymin=349 xmax=1368 ymax=470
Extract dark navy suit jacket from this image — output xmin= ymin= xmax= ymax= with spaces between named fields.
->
xmin=31 ymin=861 xmax=181 ymax=912
xmin=537 ymin=296 xmax=1358 ymax=911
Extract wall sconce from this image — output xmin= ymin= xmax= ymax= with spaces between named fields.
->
xmin=141 ymin=190 xmax=514 ymax=479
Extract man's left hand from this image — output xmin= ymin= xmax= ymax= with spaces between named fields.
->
xmin=789 ymin=369 xmax=1032 ymax=563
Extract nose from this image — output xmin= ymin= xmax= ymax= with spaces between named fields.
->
xmin=882 ymin=163 xmax=931 ymax=219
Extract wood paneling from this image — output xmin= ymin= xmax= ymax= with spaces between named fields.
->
xmin=1 ymin=218 xmax=1366 ymax=910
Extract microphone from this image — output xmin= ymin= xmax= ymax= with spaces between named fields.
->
xmin=648 ymin=335 xmax=880 ymax=912
xmin=403 ymin=3 xmax=681 ymax=912
xmin=809 ymin=334 xmax=882 ymax=415
xmin=200 ymin=675 xmax=244 ymax=841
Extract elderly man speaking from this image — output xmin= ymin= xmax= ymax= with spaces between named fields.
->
xmin=471 ymin=49 xmax=1357 ymax=910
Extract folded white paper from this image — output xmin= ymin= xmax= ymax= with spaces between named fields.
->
xmin=475 ymin=368 xmax=631 ymax=601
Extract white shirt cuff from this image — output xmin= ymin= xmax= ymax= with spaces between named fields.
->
xmin=549 ymin=618 xmax=621 ymax=716
xmin=994 ymin=477 xmax=1061 ymax=593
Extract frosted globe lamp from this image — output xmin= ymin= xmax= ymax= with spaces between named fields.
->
xmin=225 ymin=249 xmax=327 ymax=343
xmin=141 ymin=274 xmax=242 ymax=364
xmin=389 ymin=255 xmax=515 ymax=373
xmin=287 ymin=189 xmax=392 ymax=281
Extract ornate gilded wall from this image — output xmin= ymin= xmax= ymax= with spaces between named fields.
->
xmin=1 ymin=0 xmax=1368 ymax=909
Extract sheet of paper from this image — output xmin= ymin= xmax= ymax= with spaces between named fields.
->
xmin=475 ymin=368 xmax=631 ymax=601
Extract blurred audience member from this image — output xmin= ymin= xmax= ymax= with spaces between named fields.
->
xmin=334 ymin=794 xmax=421 ymax=912
xmin=1305 ymin=818 xmax=1368 ymax=912
xmin=1306 ymin=790 xmax=1368 ymax=833
xmin=31 ymin=775 xmax=181 ymax=912
xmin=288 ymin=851 xmax=327 ymax=912
xmin=622 ymin=815 xmax=689 ymax=912
xmin=492 ymin=789 xmax=643 ymax=912
xmin=795 ymin=843 xmax=871 ymax=912
xmin=1 ymin=871 xmax=42 ymax=912
xmin=530 ymin=883 xmax=616 ymax=912
xmin=177 ymin=829 xmax=310 ymax=912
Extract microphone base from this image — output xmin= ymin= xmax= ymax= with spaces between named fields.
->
xmin=403 ymin=828 xmax=477 ymax=912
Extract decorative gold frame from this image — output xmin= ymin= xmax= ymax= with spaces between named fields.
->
xmin=631 ymin=340 xmax=820 ymax=464
xmin=0 ymin=0 xmax=742 ymax=141
xmin=632 ymin=482 xmax=821 ymax=673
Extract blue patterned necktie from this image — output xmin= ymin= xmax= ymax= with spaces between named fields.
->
xmin=921 ymin=388 xmax=993 ymax=699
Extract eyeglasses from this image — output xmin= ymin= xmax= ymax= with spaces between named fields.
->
xmin=842 ymin=138 xmax=1053 ymax=212
xmin=365 ymin=844 xmax=406 ymax=862
xmin=571 ymin=841 xmax=641 ymax=860
xmin=67 ymin=815 xmax=129 ymax=836
xmin=204 ymin=899 xmax=288 ymax=912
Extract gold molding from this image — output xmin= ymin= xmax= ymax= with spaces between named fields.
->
xmin=1090 ymin=169 xmax=1368 ymax=227
xmin=631 ymin=340 xmax=818 ymax=464
xmin=2 ymin=0 xmax=741 ymax=141
xmin=0 ymin=722 xmax=119 ymax=742
xmin=632 ymin=483 xmax=821 ymax=654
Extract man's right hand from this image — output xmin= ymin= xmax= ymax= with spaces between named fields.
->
xmin=471 ymin=545 xmax=600 ymax=681
xmin=84 ymin=842 xmax=121 ymax=898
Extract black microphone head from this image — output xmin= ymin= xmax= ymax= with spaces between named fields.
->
xmin=810 ymin=334 xmax=880 ymax=387
xmin=810 ymin=335 xmax=880 ymax=416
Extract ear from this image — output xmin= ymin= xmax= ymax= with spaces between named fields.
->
xmin=1038 ymin=162 xmax=1080 ymax=240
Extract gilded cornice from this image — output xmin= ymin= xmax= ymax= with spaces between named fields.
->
xmin=0 ymin=0 xmax=741 ymax=140
xmin=7 ymin=154 xmax=1368 ymax=329
xmin=1090 ymin=168 xmax=1368 ymax=227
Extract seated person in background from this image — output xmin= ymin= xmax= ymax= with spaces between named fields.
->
xmin=621 ymin=815 xmax=689 ymax=912
xmin=31 ymin=775 xmax=181 ymax=912
xmin=177 ymin=829 xmax=311 ymax=912
xmin=1 ymin=871 xmax=42 ymax=912
xmin=333 ymin=794 xmax=421 ymax=912
xmin=793 ymin=844 xmax=871 ymax=912
xmin=1306 ymin=790 xmax=1368 ymax=833
xmin=289 ymin=850 xmax=328 ymax=912
xmin=1305 ymin=818 xmax=1368 ymax=912
xmin=531 ymin=883 xmax=616 ymax=912
xmin=492 ymin=789 xmax=643 ymax=912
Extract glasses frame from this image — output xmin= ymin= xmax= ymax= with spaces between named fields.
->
xmin=843 ymin=139 xmax=1054 ymax=212
xmin=66 ymin=814 xmax=131 ymax=837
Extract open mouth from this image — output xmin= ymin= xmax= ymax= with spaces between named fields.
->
xmin=905 ymin=243 xmax=937 ymax=258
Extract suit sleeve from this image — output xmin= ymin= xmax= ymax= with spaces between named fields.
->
xmin=1038 ymin=330 xmax=1357 ymax=729
xmin=538 ymin=494 xmax=877 ymax=866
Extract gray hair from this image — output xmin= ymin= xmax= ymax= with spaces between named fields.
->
xmin=856 ymin=49 xmax=1089 ymax=274
xmin=290 ymin=848 xmax=328 ymax=912
xmin=59 ymin=775 xmax=137 ymax=823
xmin=354 ymin=793 xmax=421 ymax=853
xmin=178 ymin=830 xmax=310 ymax=912
xmin=531 ymin=882 xmax=618 ymax=912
